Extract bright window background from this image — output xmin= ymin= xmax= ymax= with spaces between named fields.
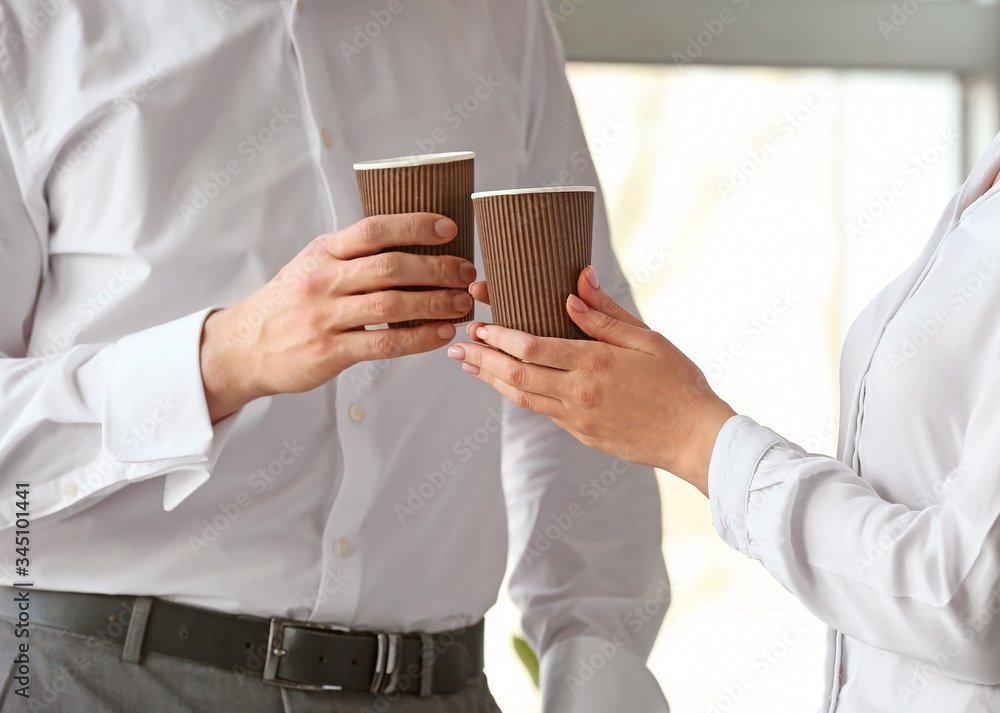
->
xmin=484 ymin=65 xmax=966 ymax=713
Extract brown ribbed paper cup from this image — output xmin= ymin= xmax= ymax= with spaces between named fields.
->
xmin=354 ymin=151 xmax=475 ymax=329
xmin=472 ymin=187 xmax=595 ymax=340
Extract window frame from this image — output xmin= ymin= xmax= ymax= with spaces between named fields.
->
xmin=549 ymin=0 xmax=1000 ymax=172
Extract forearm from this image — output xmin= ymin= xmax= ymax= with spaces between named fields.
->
xmin=711 ymin=415 xmax=1000 ymax=682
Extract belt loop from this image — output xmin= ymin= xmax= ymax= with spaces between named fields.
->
xmin=121 ymin=596 xmax=154 ymax=665
xmin=419 ymin=633 xmax=435 ymax=697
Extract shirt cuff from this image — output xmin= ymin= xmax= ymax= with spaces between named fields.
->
xmin=708 ymin=415 xmax=784 ymax=556
xmin=539 ymin=635 xmax=669 ymax=713
xmin=103 ymin=308 xmax=239 ymax=511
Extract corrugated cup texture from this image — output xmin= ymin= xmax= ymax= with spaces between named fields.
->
xmin=473 ymin=190 xmax=594 ymax=339
xmin=355 ymin=157 xmax=474 ymax=328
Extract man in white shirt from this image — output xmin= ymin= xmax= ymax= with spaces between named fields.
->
xmin=0 ymin=1 xmax=668 ymax=712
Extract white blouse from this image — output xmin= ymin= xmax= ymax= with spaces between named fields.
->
xmin=709 ymin=130 xmax=1000 ymax=712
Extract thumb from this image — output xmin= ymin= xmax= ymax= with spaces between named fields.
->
xmin=566 ymin=293 xmax=653 ymax=350
xmin=577 ymin=267 xmax=650 ymax=329
xmin=469 ymin=280 xmax=490 ymax=306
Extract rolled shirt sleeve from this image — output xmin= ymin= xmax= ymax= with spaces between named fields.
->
xmin=708 ymin=396 xmax=1000 ymax=684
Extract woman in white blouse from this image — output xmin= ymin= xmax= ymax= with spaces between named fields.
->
xmin=448 ymin=134 xmax=1000 ymax=711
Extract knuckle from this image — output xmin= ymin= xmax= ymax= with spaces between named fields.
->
xmin=504 ymin=362 xmax=527 ymax=388
xmin=575 ymin=411 xmax=600 ymax=435
xmin=427 ymin=294 xmax=447 ymax=315
xmin=358 ymin=216 xmax=384 ymax=246
xmin=371 ymin=252 xmax=399 ymax=281
xmin=519 ymin=336 xmax=542 ymax=361
xmin=372 ymin=332 xmax=401 ymax=360
xmin=437 ymin=257 xmax=453 ymax=285
xmin=299 ymin=306 xmax=327 ymax=336
xmin=513 ymin=390 xmax=533 ymax=410
xmin=594 ymin=310 xmax=616 ymax=329
xmin=369 ymin=291 xmax=398 ymax=319
xmin=575 ymin=384 xmax=602 ymax=409
xmin=406 ymin=213 xmax=423 ymax=238
xmin=296 ymin=267 xmax=326 ymax=296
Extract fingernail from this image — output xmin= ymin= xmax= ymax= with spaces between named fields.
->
xmin=434 ymin=218 xmax=457 ymax=239
xmin=459 ymin=263 xmax=477 ymax=284
xmin=437 ymin=323 xmax=456 ymax=340
xmin=447 ymin=345 xmax=466 ymax=360
xmin=586 ymin=266 xmax=600 ymax=290
xmin=476 ymin=326 xmax=489 ymax=340
xmin=462 ymin=363 xmax=481 ymax=375
xmin=567 ymin=294 xmax=589 ymax=313
xmin=453 ymin=293 xmax=473 ymax=312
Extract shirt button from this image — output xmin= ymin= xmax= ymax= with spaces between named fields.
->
xmin=62 ymin=481 xmax=78 ymax=498
xmin=297 ymin=0 xmax=304 ymax=11
xmin=321 ymin=128 xmax=333 ymax=148
xmin=339 ymin=539 xmax=352 ymax=558
xmin=348 ymin=404 xmax=364 ymax=422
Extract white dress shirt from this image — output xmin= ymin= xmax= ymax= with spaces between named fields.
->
xmin=0 ymin=2 xmax=669 ymax=710
xmin=710 ymin=130 xmax=1000 ymax=711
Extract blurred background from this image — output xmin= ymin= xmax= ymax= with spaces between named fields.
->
xmin=483 ymin=1 xmax=1000 ymax=711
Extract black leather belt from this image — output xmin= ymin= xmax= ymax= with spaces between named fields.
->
xmin=0 ymin=589 xmax=483 ymax=695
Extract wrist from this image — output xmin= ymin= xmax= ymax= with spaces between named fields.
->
xmin=671 ymin=400 xmax=736 ymax=496
xmin=200 ymin=308 xmax=257 ymax=423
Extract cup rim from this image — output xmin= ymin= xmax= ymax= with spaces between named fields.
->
xmin=353 ymin=151 xmax=475 ymax=170
xmin=471 ymin=186 xmax=597 ymax=199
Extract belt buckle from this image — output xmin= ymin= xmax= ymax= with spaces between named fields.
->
xmin=262 ymin=618 xmax=403 ymax=694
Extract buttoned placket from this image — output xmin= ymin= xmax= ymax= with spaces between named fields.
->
xmin=824 ymin=163 xmax=997 ymax=710
xmin=280 ymin=1 xmax=368 ymax=624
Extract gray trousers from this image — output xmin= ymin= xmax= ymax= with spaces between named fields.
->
xmin=0 ymin=618 xmax=501 ymax=713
